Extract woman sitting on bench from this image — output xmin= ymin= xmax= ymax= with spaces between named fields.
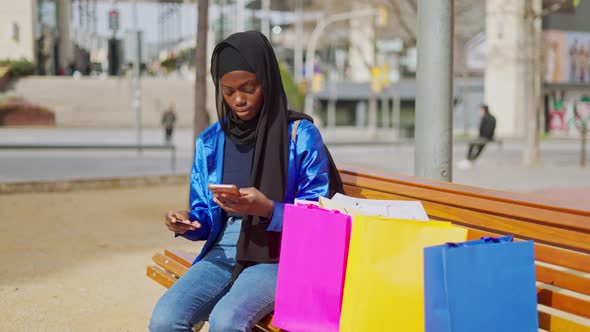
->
xmin=149 ymin=31 xmax=342 ymax=332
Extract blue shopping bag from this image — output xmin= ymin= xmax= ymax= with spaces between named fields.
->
xmin=424 ymin=235 xmax=538 ymax=332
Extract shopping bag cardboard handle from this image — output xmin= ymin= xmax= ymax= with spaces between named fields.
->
xmin=298 ymin=203 xmax=343 ymax=214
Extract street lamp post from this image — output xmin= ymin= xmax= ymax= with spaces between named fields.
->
xmin=303 ymin=8 xmax=380 ymax=119
xmin=236 ymin=0 xmax=245 ymax=32
xmin=294 ymin=0 xmax=303 ymax=83
xmin=132 ymin=0 xmax=142 ymax=149
xmin=261 ymin=0 xmax=270 ymax=38
xmin=414 ymin=0 xmax=454 ymax=181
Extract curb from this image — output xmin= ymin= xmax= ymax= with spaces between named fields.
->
xmin=0 ymin=174 xmax=189 ymax=195
xmin=325 ymin=138 xmax=414 ymax=146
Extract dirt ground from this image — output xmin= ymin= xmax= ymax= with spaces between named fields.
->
xmin=1 ymin=183 xmax=587 ymax=332
xmin=0 ymin=184 xmax=203 ymax=332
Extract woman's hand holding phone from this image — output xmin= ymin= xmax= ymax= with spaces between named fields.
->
xmin=212 ymin=187 xmax=274 ymax=219
xmin=164 ymin=210 xmax=201 ymax=234
xmin=208 ymin=184 xmax=241 ymax=196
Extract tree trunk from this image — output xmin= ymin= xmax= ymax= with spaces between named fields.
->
xmin=522 ymin=1 xmax=542 ymax=167
xmin=194 ymin=0 xmax=210 ymax=150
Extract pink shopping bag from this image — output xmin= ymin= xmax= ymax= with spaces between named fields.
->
xmin=273 ymin=204 xmax=352 ymax=332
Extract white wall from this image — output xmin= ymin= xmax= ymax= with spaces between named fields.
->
xmin=484 ymin=0 xmax=542 ymax=138
xmin=11 ymin=76 xmax=217 ymax=128
xmin=0 ymin=0 xmax=36 ymax=61
xmin=485 ymin=0 xmax=525 ymax=137
xmin=348 ymin=1 xmax=375 ymax=82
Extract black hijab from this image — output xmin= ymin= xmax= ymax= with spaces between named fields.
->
xmin=211 ymin=31 xmax=343 ymax=277
xmin=214 ymin=45 xmax=260 ymax=144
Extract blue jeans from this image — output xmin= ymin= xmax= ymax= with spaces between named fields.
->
xmin=149 ymin=218 xmax=278 ymax=332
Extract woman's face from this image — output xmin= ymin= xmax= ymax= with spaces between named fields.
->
xmin=220 ymin=70 xmax=264 ymax=121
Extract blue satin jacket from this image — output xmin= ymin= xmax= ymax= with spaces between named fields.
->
xmin=181 ymin=119 xmax=330 ymax=264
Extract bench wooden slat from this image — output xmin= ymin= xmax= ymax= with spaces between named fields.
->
xmin=536 ymin=265 xmax=590 ymax=297
xmin=426 ymin=202 xmax=589 ymax=251
xmin=164 ymin=248 xmax=195 ymax=267
xmin=538 ymin=311 xmax=590 ymax=332
xmin=341 ymin=173 xmax=590 ymax=232
xmin=344 ymin=185 xmax=590 ymax=252
xmin=340 ymin=167 xmax=590 ymax=216
xmin=254 ymin=315 xmax=281 ymax=332
xmin=466 ymin=229 xmax=590 ymax=296
xmin=147 ymin=265 xmax=177 ymax=289
xmin=466 ymin=228 xmax=590 ymax=275
xmin=153 ymin=252 xmax=189 ymax=278
xmin=537 ymin=288 xmax=590 ymax=320
xmin=535 ymin=244 xmax=590 ymax=275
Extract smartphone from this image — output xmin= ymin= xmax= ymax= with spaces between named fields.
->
xmin=208 ymin=184 xmax=241 ymax=196
xmin=174 ymin=218 xmax=195 ymax=226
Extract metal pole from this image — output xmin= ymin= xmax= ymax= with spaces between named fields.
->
xmin=157 ymin=4 xmax=162 ymax=54
xmin=132 ymin=0 xmax=142 ymax=148
xmin=327 ymin=75 xmax=337 ymax=128
xmin=294 ymin=0 xmax=303 ymax=82
xmin=178 ymin=3 xmax=183 ymax=42
xmin=93 ymin=0 xmax=97 ymax=49
xmin=458 ymin=86 xmax=470 ymax=135
xmin=582 ymin=128 xmax=587 ymax=168
xmin=166 ymin=5 xmax=172 ymax=50
xmin=236 ymin=0 xmax=245 ymax=32
xmin=414 ymin=0 xmax=454 ymax=181
xmin=171 ymin=145 xmax=176 ymax=172
xmin=393 ymin=89 xmax=401 ymax=139
xmin=261 ymin=0 xmax=270 ymax=38
xmin=84 ymin=0 xmax=90 ymax=49
xmin=77 ymin=0 xmax=83 ymax=46
xmin=368 ymin=10 xmax=378 ymax=139
xmin=220 ymin=0 xmax=225 ymax=40
xmin=381 ymin=95 xmax=390 ymax=128
xmin=367 ymin=96 xmax=378 ymax=138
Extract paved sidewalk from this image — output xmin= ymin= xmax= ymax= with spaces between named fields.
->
xmin=1 ymin=127 xmax=589 ymax=208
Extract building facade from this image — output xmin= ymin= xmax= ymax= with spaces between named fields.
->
xmin=0 ymin=0 xmax=71 ymax=74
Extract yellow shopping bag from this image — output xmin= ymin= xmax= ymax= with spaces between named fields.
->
xmin=340 ymin=216 xmax=467 ymax=332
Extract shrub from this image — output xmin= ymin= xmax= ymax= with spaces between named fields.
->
xmin=0 ymin=59 xmax=36 ymax=78
xmin=160 ymin=57 xmax=178 ymax=73
xmin=279 ymin=62 xmax=304 ymax=112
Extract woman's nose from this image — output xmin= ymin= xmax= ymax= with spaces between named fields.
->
xmin=234 ymin=94 xmax=246 ymax=107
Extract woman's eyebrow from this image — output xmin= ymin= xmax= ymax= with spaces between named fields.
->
xmin=238 ymin=80 xmax=257 ymax=88
xmin=221 ymin=80 xmax=256 ymax=90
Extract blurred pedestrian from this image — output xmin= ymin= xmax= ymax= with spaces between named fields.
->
xmin=161 ymin=103 xmax=177 ymax=144
xmin=458 ymin=104 xmax=496 ymax=169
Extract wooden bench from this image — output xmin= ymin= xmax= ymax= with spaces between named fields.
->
xmin=147 ymin=165 xmax=590 ymax=331
xmin=147 ymin=249 xmax=280 ymax=332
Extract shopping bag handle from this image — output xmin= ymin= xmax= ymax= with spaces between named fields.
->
xmin=444 ymin=235 xmax=514 ymax=248
xmin=298 ymin=203 xmax=343 ymax=214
